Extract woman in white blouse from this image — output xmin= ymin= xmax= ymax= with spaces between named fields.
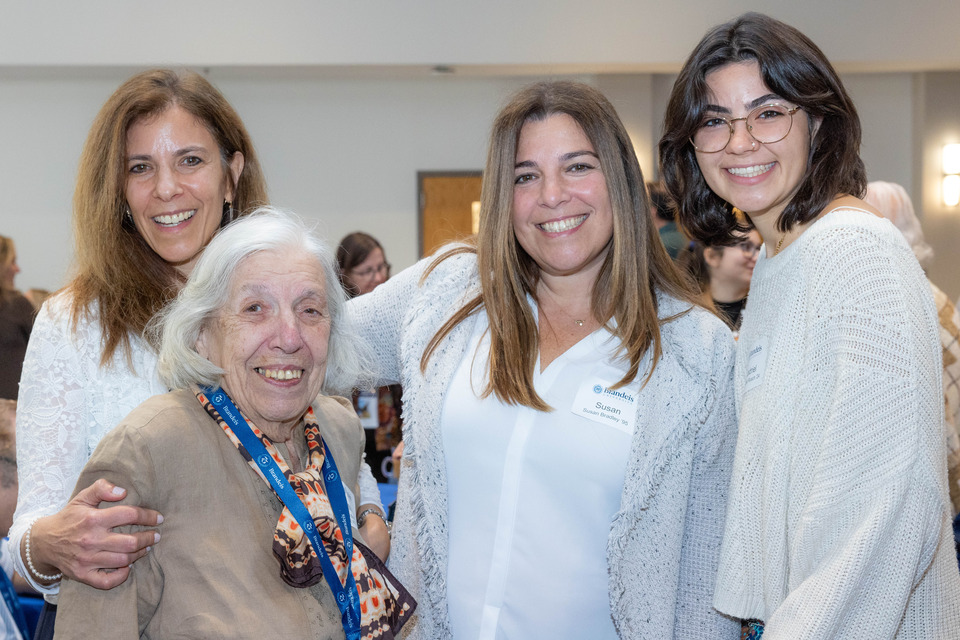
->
xmin=349 ymin=81 xmax=740 ymax=639
xmin=659 ymin=12 xmax=960 ymax=639
xmin=13 ymin=69 xmax=387 ymax=638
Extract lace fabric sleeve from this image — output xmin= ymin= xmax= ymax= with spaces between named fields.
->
xmin=11 ymin=296 xmax=100 ymax=594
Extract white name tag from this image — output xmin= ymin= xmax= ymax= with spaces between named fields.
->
xmin=570 ymin=376 xmax=637 ymax=434
xmin=743 ymin=337 xmax=769 ymax=393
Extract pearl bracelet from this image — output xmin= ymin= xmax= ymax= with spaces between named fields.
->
xmin=25 ymin=517 xmax=63 ymax=583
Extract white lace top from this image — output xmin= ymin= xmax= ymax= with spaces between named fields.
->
xmin=12 ymin=292 xmax=166 ymax=595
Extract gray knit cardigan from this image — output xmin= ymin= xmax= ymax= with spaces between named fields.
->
xmin=348 ymin=250 xmax=740 ymax=639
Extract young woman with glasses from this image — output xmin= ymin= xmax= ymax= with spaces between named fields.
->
xmin=660 ymin=12 xmax=960 ymax=639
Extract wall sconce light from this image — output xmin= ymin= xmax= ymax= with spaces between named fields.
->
xmin=944 ymin=143 xmax=960 ymax=207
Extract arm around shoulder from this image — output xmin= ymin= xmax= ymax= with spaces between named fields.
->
xmin=53 ymin=424 xmax=164 ymax=639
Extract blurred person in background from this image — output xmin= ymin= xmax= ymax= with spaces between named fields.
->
xmin=863 ymin=181 xmax=960 ymax=528
xmin=23 ymin=290 xmax=51 ymax=313
xmin=647 ymin=181 xmax=686 ymax=259
xmin=677 ymin=226 xmax=762 ymax=334
xmin=337 ymin=232 xmax=403 ymax=487
xmin=0 ymin=236 xmax=34 ymax=401
xmin=0 ymin=399 xmax=28 ymax=640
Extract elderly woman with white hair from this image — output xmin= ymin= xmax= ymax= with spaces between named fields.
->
xmin=51 ymin=208 xmax=415 ymax=640
xmin=864 ymin=180 xmax=960 ymax=520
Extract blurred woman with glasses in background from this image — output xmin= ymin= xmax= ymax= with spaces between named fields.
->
xmin=338 ymin=232 xmax=391 ymax=298
xmin=678 ymin=227 xmax=761 ymax=335
xmin=337 ymin=232 xmax=403 ymax=487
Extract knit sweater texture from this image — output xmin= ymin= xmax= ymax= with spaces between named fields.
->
xmin=715 ymin=208 xmax=960 ymax=639
xmin=348 ymin=249 xmax=740 ymax=639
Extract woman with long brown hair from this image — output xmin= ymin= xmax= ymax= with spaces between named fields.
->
xmin=350 ymin=81 xmax=739 ymax=638
xmin=15 ymin=69 xmax=395 ymax=639
xmin=11 ymin=69 xmax=265 ymax=637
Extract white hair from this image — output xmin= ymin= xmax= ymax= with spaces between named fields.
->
xmin=863 ymin=181 xmax=934 ymax=270
xmin=151 ymin=206 xmax=376 ymax=394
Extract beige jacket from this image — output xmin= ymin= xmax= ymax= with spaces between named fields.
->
xmin=54 ymin=388 xmax=365 ymax=640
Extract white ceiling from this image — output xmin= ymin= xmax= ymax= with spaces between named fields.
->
xmin=4 ymin=0 xmax=959 ymax=74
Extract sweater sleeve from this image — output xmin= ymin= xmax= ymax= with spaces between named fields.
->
xmin=764 ymin=225 xmax=947 ymax=639
xmin=347 ymin=254 xmax=446 ymax=510
xmin=347 ymin=257 xmax=432 ymax=387
xmin=54 ymin=426 xmax=162 ymax=639
xmin=673 ymin=351 xmax=740 ymax=638
xmin=347 ymin=248 xmax=470 ymax=387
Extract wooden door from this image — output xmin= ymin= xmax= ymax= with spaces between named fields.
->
xmin=419 ymin=172 xmax=483 ymax=257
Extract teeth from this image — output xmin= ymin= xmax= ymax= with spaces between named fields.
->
xmin=538 ymin=214 xmax=587 ymax=233
xmin=154 ymin=210 xmax=196 ymax=226
xmin=727 ymin=163 xmax=775 ymax=178
xmin=255 ymin=368 xmax=303 ymax=380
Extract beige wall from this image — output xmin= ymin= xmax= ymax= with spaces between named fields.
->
xmin=919 ymin=72 xmax=960 ymax=299
xmin=1 ymin=2 xmax=958 ymax=298
xmin=3 ymin=1 xmax=959 ymax=70
xmin=4 ymin=70 xmax=952 ymax=298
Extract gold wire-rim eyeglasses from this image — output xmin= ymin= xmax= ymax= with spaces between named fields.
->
xmin=690 ymin=104 xmax=803 ymax=153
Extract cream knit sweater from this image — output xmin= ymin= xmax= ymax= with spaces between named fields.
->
xmin=715 ymin=208 xmax=960 ymax=639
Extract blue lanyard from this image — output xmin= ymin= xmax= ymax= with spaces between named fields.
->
xmin=203 ymin=387 xmax=362 ymax=640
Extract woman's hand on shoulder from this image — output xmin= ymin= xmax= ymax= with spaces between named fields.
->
xmin=25 ymin=478 xmax=163 ymax=590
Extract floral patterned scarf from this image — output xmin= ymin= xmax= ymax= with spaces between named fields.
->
xmin=196 ymin=388 xmax=416 ymax=639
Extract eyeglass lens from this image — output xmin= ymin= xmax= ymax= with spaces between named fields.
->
xmin=691 ymin=104 xmax=797 ymax=153
xmin=353 ymin=263 xmax=390 ymax=279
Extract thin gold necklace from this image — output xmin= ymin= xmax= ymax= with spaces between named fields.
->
xmin=773 ymin=232 xmax=786 ymax=256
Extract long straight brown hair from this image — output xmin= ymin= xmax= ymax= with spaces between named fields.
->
xmin=68 ymin=69 xmax=267 ymax=366
xmin=422 ymin=81 xmax=702 ymax=411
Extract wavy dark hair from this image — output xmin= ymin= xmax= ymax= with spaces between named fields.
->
xmin=658 ymin=12 xmax=866 ymax=246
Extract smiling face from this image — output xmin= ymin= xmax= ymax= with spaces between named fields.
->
xmin=196 ymin=249 xmax=330 ymax=439
xmin=512 ymin=113 xmax=614 ymax=281
xmin=695 ymin=61 xmax=814 ymax=228
xmin=125 ymin=105 xmax=244 ymax=275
